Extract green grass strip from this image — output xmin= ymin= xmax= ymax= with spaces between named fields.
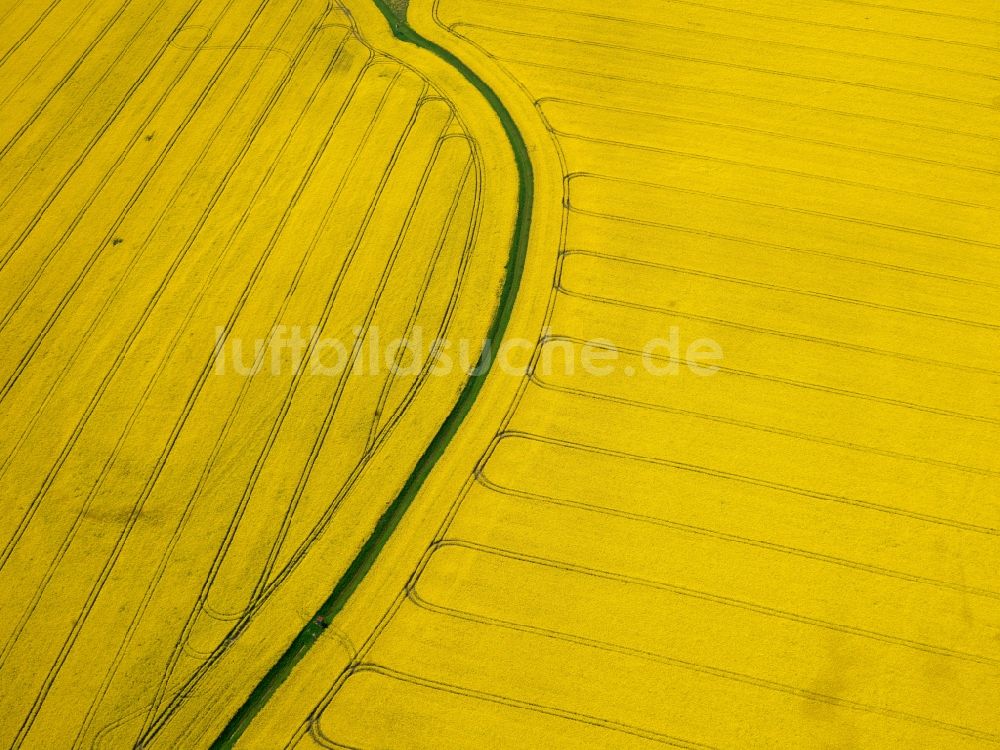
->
xmin=210 ymin=1 xmax=533 ymax=746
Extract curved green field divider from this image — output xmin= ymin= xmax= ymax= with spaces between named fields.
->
xmin=211 ymin=2 xmax=534 ymax=746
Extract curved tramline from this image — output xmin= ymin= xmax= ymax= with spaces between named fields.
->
xmin=3 ymin=0 xmax=998 ymax=746
xmin=210 ymin=0 xmax=534 ymax=744
xmin=0 ymin=0 xmax=519 ymax=746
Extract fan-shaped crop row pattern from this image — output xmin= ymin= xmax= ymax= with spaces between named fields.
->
xmin=0 ymin=0 xmax=516 ymax=746
xmin=237 ymin=0 xmax=1000 ymax=747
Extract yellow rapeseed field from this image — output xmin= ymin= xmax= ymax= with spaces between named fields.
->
xmin=2 ymin=0 xmax=999 ymax=747
xmin=0 ymin=0 xmax=515 ymax=745
xmin=232 ymin=0 xmax=1000 ymax=748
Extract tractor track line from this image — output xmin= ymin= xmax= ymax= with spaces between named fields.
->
xmin=209 ymin=0 xmax=534 ymax=746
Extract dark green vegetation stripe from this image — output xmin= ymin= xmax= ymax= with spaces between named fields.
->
xmin=210 ymin=1 xmax=534 ymax=746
